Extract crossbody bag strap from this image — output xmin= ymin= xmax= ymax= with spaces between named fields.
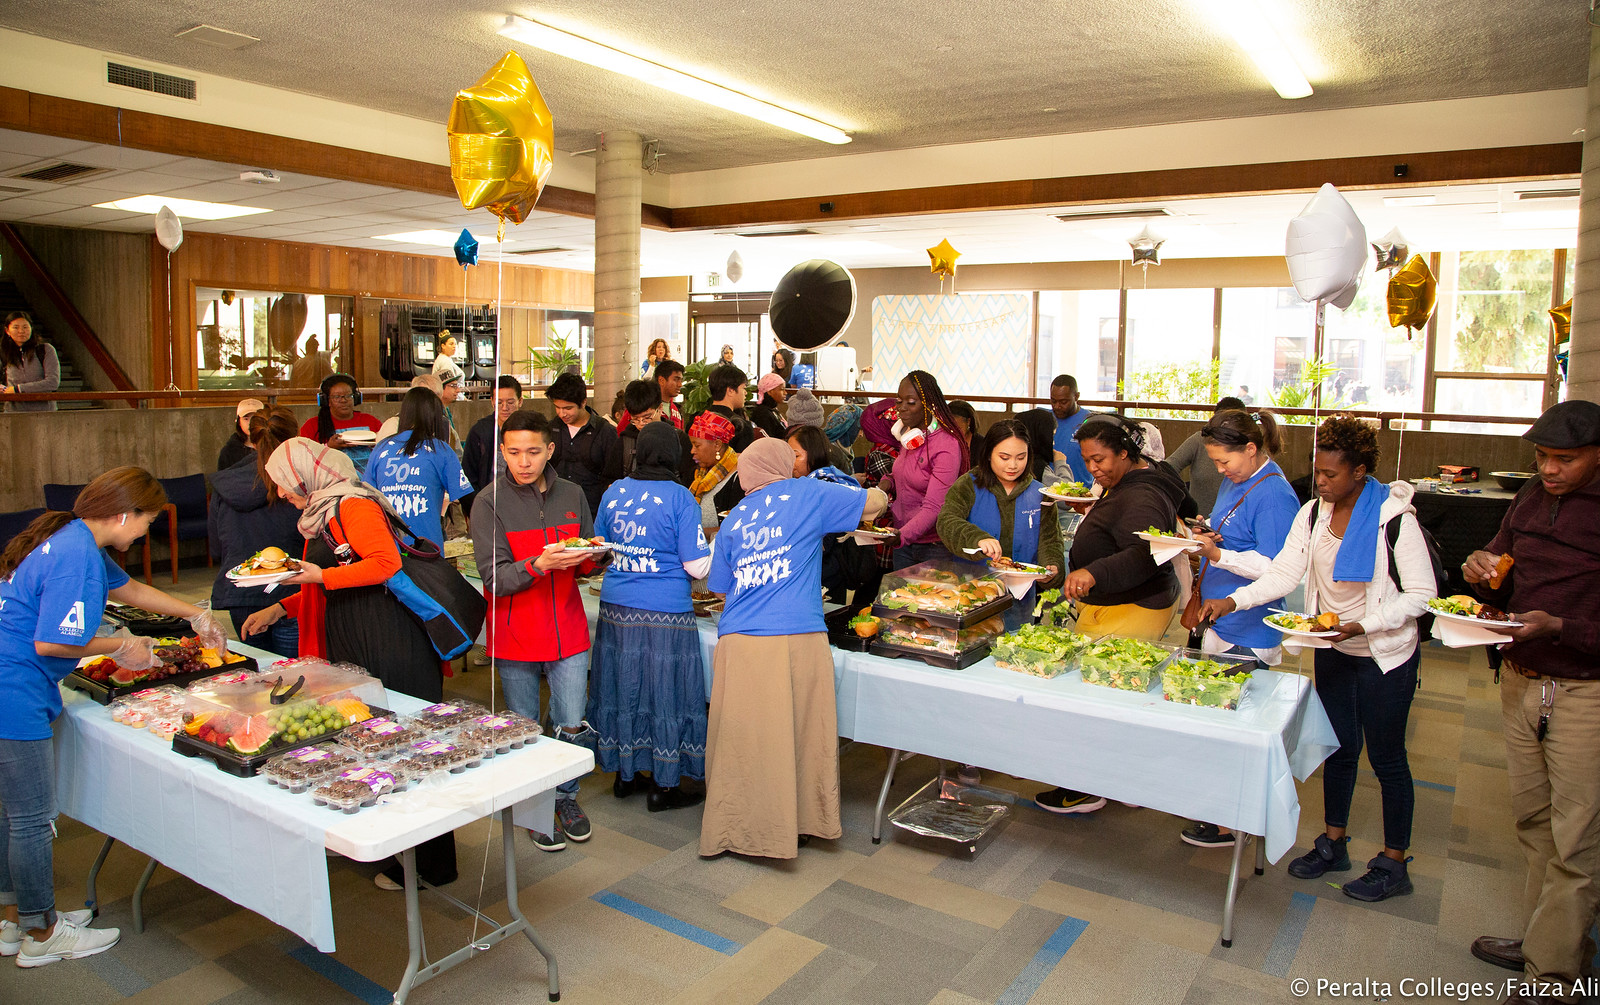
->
xmin=1201 ymin=471 xmax=1285 ymax=585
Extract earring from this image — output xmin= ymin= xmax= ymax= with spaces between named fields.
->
xmin=119 ymin=513 xmax=127 ymax=526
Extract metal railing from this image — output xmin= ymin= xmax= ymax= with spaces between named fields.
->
xmin=0 ymin=385 xmax=1541 ymax=428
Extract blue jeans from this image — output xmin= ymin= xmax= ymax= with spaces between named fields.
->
xmin=1315 ymin=645 xmax=1420 ymax=851
xmin=1002 ymin=585 xmax=1036 ymax=632
xmin=227 ymin=606 xmax=300 ymax=659
xmin=499 ymin=654 xmax=590 ymax=796
xmin=0 ymin=738 xmax=57 ymax=931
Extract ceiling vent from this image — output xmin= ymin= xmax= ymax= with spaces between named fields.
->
xmin=107 ymin=61 xmax=197 ymax=100
xmin=506 ymin=246 xmax=574 ymax=256
xmin=725 ymin=228 xmax=820 ymax=238
xmin=5 ymin=162 xmax=110 ymax=184
xmin=174 ymin=24 xmax=260 ymax=50
xmin=1515 ymin=188 xmax=1580 ymax=201
xmin=0 ymin=183 xmax=32 ymax=194
xmin=1052 ymin=208 xmax=1172 ymax=224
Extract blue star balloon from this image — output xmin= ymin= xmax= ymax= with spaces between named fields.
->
xmin=454 ymin=228 xmax=479 ymax=267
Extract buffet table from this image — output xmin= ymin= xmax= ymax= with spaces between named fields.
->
xmin=53 ymin=640 xmax=593 ymax=1003
xmin=576 ymin=590 xmax=1336 ymax=946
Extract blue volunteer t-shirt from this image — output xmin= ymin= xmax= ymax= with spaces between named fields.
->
xmin=709 ymin=478 xmax=867 ymax=638
xmin=0 ymin=520 xmax=130 ymax=740
xmin=364 ymin=431 xmax=474 ymax=546
xmin=1200 ymin=460 xmax=1300 ymax=649
xmin=1050 ymin=407 xmax=1092 ymax=483
xmin=597 ymin=477 xmax=711 ymax=614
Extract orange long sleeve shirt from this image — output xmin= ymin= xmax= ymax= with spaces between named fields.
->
xmin=279 ymin=497 xmax=403 ymax=659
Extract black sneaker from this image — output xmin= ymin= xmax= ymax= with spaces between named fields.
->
xmin=528 ymin=826 xmax=566 ymax=852
xmin=1033 ymin=787 xmax=1107 ymax=815
xmin=1342 ymin=855 xmax=1413 ymax=902
xmin=1287 ymin=834 xmax=1351 ymax=879
xmin=1180 ymin=822 xmax=1236 ymax=849
xmin=556 ymin=796 xmax=592 ymax=842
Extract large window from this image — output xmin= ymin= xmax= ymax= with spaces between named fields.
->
xmin=1122 ymin=288 xmax=1216 ymax=409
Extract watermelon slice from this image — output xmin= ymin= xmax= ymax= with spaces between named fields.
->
xmin=226 ymin=719 xmax=277 ymax=755
xmin=108 ymin=666 xmax=145 ymax=687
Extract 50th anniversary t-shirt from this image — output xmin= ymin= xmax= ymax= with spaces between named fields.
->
xmin=709 ymin=478 xmax=866 ymax=638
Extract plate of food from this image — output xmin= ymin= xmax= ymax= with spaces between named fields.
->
xmin=333 ymin=427 xmax=377 ymax=444
xmin=1263 ymin=611 xmax=1341 ymax=638
xmin=1042 ymin=480 xmax=1096 ymax=503
xmin=1428 ymin=595 xmax=1521 ymax=628
xmin=987 ymin=556 xmax=1052 ymax=579
xmin=849 ymin=523 xmax=898 ymax=540
xmin=227 ymin=547 xmax=301 ymax=586
xmin=547 ymin=536 xmax=611 ymax=554
xmin=1135 ymin=528 xmax=1201 ymax=549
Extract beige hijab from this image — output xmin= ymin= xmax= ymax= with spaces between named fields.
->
xmin=265 ymin=437 xmax=397 ymax=539
xmin=737 ymin=437 xmax=795 ymax=494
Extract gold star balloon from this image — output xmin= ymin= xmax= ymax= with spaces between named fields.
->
xmin=1386 ymin=254 xmax=1437 ymax=334
xmin=1551 ymin=298 xmax=1572 ymax=342
xmin=927 ymin=239 xmax=960 ymax=279
xmin=447 ymin=52 xmax=555 ymax=227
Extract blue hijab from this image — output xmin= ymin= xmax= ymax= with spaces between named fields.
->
xmin=1330 ymin=476 xmax=1386 ymax=582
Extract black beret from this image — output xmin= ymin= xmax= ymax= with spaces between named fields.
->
xmin=1523 ymin=400 xmax=1600 ymax=449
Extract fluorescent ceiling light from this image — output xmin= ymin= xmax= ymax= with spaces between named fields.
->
xmin=372 ymin=230 xmax=497 ymax=246
xmin=1192 ymin=0 xmax=1313 ymax=99
xmin=498 ymin=15 xmax=851 ymax=144
xmin=1383 ymin=194 xmax=1437 ymax=207
xmin=93 ymin=195 xmax=269 ymax=220
xmin=1499 ymin=210 xmax=1580 ymax=231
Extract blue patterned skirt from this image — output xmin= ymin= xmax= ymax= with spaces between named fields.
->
xmin=586 ymin=601 xmax=708 ymax=786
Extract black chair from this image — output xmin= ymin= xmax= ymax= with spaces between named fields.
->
xmin=0 ymin=508 xmax=44 ymax=553
xmin=158 ymin=474 xmax=211 ymax=584
xmin=41 ymin=481 xmax=158 ymax=584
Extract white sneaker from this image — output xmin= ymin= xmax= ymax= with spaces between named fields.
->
xmin=471 ymin=650 xmax=490 ymax=667
xmin=1 ymin=909 xmax=93 ymax=958
xmin=15 ymin=915 xmax=120 ymax=968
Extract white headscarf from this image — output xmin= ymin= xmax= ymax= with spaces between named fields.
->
xmin=265 ymin=437 xmax=398 ymax=539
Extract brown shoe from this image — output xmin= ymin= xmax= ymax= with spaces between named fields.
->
xmin=1471 ymin=935 xmax=1524 ymax=972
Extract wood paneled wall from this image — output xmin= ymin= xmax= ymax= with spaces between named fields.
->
xmin=2 ymin=224 xmax=152 ymax=387
xmin=154 ymin=232 xmax=593 ymax=389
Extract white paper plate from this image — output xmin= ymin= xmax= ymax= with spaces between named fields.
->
xmin=991 ymin=566 xmax=1050 ymax=581
xmin=334 ymin=428 xmax=377 ymax=444
xmin=546 ymin=542 xmax=611 ymax=554
xmin=1430 ymin=607 xmax=1523 ymax=629
xmin=225 ymin=566 xmax=297 ymax=587
xmin=1042 ymin=489 xmax=1096 ymax=504
xmin=1136 ymin=532 xmax=1200 ymax=549
xmin=1262 ymin=616 xmax=1340 ymax=639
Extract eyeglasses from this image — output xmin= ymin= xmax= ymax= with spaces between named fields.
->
xmin=328 ymin=393 xmax=354 ymax=402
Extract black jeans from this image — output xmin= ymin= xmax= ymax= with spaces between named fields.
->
xmin=893 ymin=541 xmax=953 ymax=571
xmin=1314 ymin=644 xmax=1420 ymax=851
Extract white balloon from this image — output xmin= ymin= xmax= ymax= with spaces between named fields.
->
xmin=155 ymin=205 xmax=184 ymax=252
xmin=725 ymin=250 xmax=744 ymax=284
xmin=1284 ymin=183 xmax=1367 ymax=307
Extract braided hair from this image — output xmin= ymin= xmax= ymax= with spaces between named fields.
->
xmin=902 ymin=370 xmax=971 ymax=472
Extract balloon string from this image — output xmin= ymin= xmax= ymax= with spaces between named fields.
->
xmin=165 ymin=249 xmax=179 ymax=392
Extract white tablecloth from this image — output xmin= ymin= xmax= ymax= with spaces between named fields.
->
xmin=579 ymin=590 xmax=1333 ymax=862
xmin=53 ymin=644 xmax=593 ymax=952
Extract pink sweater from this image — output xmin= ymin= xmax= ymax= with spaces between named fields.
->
xmin=888 ymin=428 xmax=965 ymax=544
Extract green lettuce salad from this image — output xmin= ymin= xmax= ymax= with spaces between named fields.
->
xmin=1161 ymin=656 xmax=1253 ymax=710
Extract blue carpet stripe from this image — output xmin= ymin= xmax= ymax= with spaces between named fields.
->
xmin=288 ymin=943 xmax=393 ymax=1005
xmin=1362 ymin=769 xmax=1455 ymax=792
xmin=591 ymin=891 xmax=741 ymax=955
xmin=1263 ymin=892 xmax=1318 ymax=978
xmin=997 ymin=916 xmax=1089 ymax=1005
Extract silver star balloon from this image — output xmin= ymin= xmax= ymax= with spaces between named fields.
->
xmin=1372 ymin=227 xmax=1408 ymax=271
xmin=1129 ymin=224 xmax=1164 ymax=268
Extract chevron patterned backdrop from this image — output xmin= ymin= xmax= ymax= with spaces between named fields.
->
xmin=871 ymin=294 xmax=1031 ymax=396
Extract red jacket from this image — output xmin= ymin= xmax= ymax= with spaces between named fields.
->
xmin=468 ymin=469 xmax=598 ymax=661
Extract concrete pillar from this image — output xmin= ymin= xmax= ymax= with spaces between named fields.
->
xmin=1568 ymin=27 xmax=1600 ymax=402
xmin=592 ymin=130 xmax=642 ymax=409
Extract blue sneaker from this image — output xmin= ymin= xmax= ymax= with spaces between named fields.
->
xmin=1286 ymin=834 xmax=1351 ymax=879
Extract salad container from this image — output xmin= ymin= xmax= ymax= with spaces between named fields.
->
xmin=1070 ymin=636 xmax=1176 ymax=692
xmin=992 ymin=625 xmax=1090 ymax=678
xmin=1160 ymin=650 xmax=1256 ymax=710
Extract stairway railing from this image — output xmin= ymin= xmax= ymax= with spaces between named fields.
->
xmin=0 ymin=223 xmax=135 ymax=391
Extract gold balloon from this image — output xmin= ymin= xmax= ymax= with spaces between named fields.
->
xmin=1551 ymin=299 xmax=1572 ymax=342
xmin=927 ymin=238 xmax=960 ymax=279
xmin=447 ymin=52 xmax=554 ymax=226
xmin=1386 ymin=254 xmax=1437 ymax=332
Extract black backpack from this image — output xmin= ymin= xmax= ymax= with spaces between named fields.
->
xmin=1304 ymin=501 xmax=1448 ymax=635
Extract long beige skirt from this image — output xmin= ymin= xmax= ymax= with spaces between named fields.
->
xmin=698 ymin=632 xmax=840 ymax=860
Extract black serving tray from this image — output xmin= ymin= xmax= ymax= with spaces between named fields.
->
xmin=103 ymin=604 xmax=189 ymax=637
xmin=870 ymin=592 xmax=1011 ymax=630
xmin=171 ymin=705 xmax=395 ymax=778
xmin=868 ymin=638 xmax=992 ymax=670
xmin=65 ymin=655 xmax=260 ymax=705
xmin=825 ymin=606 xmax=875 ymax=652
